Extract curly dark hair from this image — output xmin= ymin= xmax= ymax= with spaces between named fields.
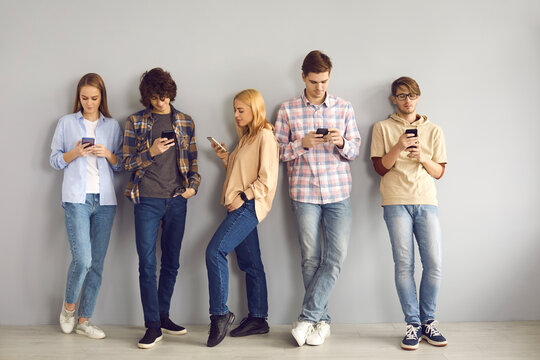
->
xmin=139 ymin=68 xmax=177 ymax=108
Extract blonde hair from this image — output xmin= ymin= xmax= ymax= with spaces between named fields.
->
xmin=233 ymin=89 xmax=274 ymax=144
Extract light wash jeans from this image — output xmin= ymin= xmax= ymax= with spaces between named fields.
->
xmin=383 ymin=205 xmax=442 ymax=325
xmin=64 ymin=194 xmax=116 ymax=318
xmin=291 ymin=198 xmax=351 ymax=324
xmin=206 ymin=200 xmax=268 ymax=317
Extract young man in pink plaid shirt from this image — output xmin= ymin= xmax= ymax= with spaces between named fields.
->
xmin=274 ymin=50 xmax=361 ymax=346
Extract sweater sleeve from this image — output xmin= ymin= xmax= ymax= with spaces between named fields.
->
xmin=371 ymin=157 xmax=390 ymax=176
xmin=243 ymin=131 xmax=279 ymax=201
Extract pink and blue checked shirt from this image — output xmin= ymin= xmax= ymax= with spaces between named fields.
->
xmin=275 ymin=92 xmax=361 ymax=204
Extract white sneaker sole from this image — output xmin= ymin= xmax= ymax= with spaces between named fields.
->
xmin=161 ymin=328 xmax=187 ymax=335
xmin=138 ymin=334 xmax=163 ymax=349
xmin=401 ymin=337 xmax=421 ymax=350
xmin=75 ymin=329 xmax=106 ymax=339
xmin=421 ymin=335 xmax=448 ymax=346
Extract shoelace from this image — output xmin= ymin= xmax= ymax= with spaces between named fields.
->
xmin=81 ymin=321 xmax=99 ymax=333
xmin=423 ymin=321 xmax=442 ymax=337
xmin=63 ymin=308 xmax=75 ymax=318
xmin=404 ymin=324 xmax=419 ymax=340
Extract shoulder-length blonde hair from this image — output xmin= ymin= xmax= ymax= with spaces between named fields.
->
xmin=72 ymin=73 xmax=112 ymax=118
xmin=234 ymin=89 xmax=274 ymax=144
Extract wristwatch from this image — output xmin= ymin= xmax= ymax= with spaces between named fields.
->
xmin=240 ymin=192 xmax=248 ymax=201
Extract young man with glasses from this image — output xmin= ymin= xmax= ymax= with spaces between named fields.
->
xmin=275 ymin=50 xmax=361 ymax=346
xmin=370 ymin=76 xmax=448 ymax=350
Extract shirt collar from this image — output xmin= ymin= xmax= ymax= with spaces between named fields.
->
xmin=301 ymin=90 xmax=330 ymax=108
xmin=76 ymin=111 xmax=105 ymax=123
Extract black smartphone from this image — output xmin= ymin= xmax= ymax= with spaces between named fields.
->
xmin=316 ymin=128 xmax=329 ymax=136
xmin=405 ymin=129 xmax=418 ymax=149
xmin=81 ymin=137 xmax=95 ymax=146
xmin=161 ymin=130 xmax=175 ymax=140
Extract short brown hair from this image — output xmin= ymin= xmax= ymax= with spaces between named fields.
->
xmin=391 ymin=76 xmax=421 ymax=96
xmin=72 ymin=73 xmax=111 ymax=118
xmin=302 ymin=50 xmax=332 ymax=75
xmin=139 ymin=68 xmax=177 ymax=108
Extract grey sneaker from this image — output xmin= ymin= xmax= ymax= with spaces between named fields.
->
xmin=75 ymin=321 xmax=106 ymax=339
xmin=59 ymin=305 xmax=75 ymax=334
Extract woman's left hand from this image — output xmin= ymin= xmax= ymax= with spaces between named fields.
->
xmin=226 ymin=196 xmax=244 ymax=212
xmin=92 ymin=143 xmax=118 ymax=165
xmin=92 ymin=144 xmax=112 ymax=158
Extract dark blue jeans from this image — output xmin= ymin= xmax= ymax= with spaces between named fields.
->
xmin=134 ymin=196 xmax=187 ymax=328
xmin=205 ymin=199 xmax=268 ymax=317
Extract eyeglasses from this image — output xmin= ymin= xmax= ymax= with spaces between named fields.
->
xmin=395 ymin=93 xmax=418 ymax=101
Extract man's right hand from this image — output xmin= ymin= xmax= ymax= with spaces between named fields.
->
xmin=302 ymin=131 xmax=325 ymax=149
xmin=396 ymin=132 xmax=418 ymax=151
xmin=149 ymin=137 xmax=175 ymax=157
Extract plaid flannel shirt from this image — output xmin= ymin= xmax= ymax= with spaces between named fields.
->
xmin=123 ymin=106 xmax=201 ymax=203
xmin=275 ymin=92 xmax=361 ymax=204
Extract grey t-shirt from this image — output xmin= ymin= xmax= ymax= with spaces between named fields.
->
xmin=138 ymin=112 xmax=183 ymax=198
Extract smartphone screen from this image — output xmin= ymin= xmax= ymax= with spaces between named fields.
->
xmin=405 ymin=129 xmax=418 ymax=149
xmin=207 ymin=137 xmax=227 ymax=152
xmin=316 ymin=128 xmax=329 ymax=136
xmin=161 ymin=131 xmax=175 ymax=140
xmin=81 ymin=137 xmax=95 ymax=146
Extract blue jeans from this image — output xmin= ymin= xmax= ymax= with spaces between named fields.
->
xmin=205 ymin=200 xmax=268 ymax=317
xmin=64 ymin=194 xmax=116 ymax=318
xmin=291 ymin=198 xmax=351 ymax=324
xmin=383 ymin=205 xmax=442 ymax=325
xmin=134 ymin=196 xmax=187 ymax=328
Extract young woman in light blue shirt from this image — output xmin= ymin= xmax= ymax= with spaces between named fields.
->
xmin=50 ymin=73 xmax=123 ymax=339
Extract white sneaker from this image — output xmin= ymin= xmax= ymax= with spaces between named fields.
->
xmin=291 ymin=321 xmax=314 ymax=346
xmin=75 ymin=321 xmax=106 ymax=339
xmin=59 ymin=305 xmax=75 ymax=334
xmin=306 ymin=321 xmax=331 ymax=346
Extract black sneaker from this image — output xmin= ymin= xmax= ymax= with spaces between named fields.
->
xmin=207 ymin=312 xmax=235 ymax=347
xmin=138 ymin=327 xmax=163 ymax=349
xmin=422 ymin=320 xmax=448 ymax=346
xmin=161 ymin=317 xmax=187 ymax=335
xmin=230 ymin=316 xmax=270 ymax=337
xmin=401 ymin=323 xmax=421 ymax=350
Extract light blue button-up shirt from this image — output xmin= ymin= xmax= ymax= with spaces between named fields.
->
xmin=50 ymin=112 xmax=123 ymax=205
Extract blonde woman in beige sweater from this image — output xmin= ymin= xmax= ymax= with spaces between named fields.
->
xmin=205 ymin=89 xmax=279 ymax=347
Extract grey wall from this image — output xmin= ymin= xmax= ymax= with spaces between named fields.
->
xmin=1 ymin=0 xmax=539 ymax=326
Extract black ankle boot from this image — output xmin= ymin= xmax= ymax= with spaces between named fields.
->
xmin=230 ymin=316 xmax=269 ymax=337
xmin=207 ymin=312 xmax=235 ymax=347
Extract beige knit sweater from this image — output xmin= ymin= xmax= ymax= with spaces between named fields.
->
xmin=221 ymin=128 xmax=279 ymax=222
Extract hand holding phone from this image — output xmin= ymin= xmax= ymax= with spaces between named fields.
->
xmin=81 ymin=137 xmax=95 ymax=147
xmin=405 ymin=129 xmax=418 ymax=149
xmin=207 ymin=137 xmax=227 ymax=152
xmin=161 ymin=130 xmax=175 ymax=141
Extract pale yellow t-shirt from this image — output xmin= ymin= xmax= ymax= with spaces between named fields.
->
xmin=370 ymin=114 xmax=447 ymax=206
xmin=221 ymin=128 xmax=279 ymax=222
